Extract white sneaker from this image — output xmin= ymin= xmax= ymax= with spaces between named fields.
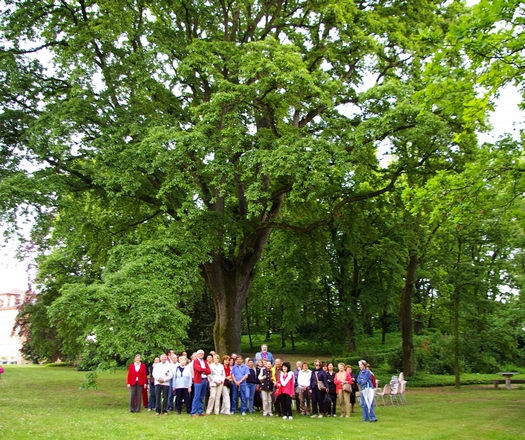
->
xmin=283 ymin=416 xmax=287 ymax=420
xmin=318 ymin=415 xmax=323 ymax=418
xmin=310 ymin=415 xmax=317 ymax=418
xmin=268 ymin=413 xmax=273 ymax=417
xmin=289 ymin=416 xmax=293 ymax=420
xmin=242 ymin=413 xmax=246 ymax=416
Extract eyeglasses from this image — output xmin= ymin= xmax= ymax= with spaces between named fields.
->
xmin=315 ymin=363 xmax=320 ymax=366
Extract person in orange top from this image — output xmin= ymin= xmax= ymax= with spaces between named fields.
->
xmin=126 ymin=354 xmax=148 ymax=413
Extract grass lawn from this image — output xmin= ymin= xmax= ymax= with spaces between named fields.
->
xmin=0 ymin=365 xmax=524 ymax=439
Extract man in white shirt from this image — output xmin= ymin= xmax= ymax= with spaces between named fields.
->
xmin=153 ymin=354 xmax=173 ymax=415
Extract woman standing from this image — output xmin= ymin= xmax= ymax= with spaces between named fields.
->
xmin=220 ymin=355 xmax=232 ymax=415
xmin=346 ymin=364 xmax=358 ymax=413
xmin=356 ymin=360 xmax=378 ymax=422
xmin=325 ymin=362 xmax=337 ymax=417
xmin=309 ymin=359 xmax=328 ymax=418
xmin=258 ymin=360 xmax=274 ymax=417
xmin=279 ymin=362 xmax=295 ymax=420
xmin=297 ymin=362 xmax=311 ymax=416
xmin=126 ymin=354 xmax=148 ymax=413
xmin=206 ymin=354 xmax=225 ymax=415
xmin=334 ymin=363 xmax=352 ymax=417
xmin=254 ymin=359 xmax=264 ymax=411
xmin=173 ymin=356 xmax=192 ymax=414
xmin=246 ymin=358 xmax=259 ymax=414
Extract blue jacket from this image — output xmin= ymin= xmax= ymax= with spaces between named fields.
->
xmin=310 ymin=368 xmax=328 ymax=390
xmin=357 ymin=369 xmax=374 ymax=389
xmin=254 ymin=350 xmax=274 ymax=366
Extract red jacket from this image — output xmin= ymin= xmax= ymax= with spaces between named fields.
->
xmin=192 ymin=358 xmax=211 ymax=384
xmin=126 ymin=362 xmax=148 ymax=386
xmin=334 ymin=371 xmax=353 ymax=393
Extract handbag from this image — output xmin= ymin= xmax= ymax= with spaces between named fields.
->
xmin=316 ymin=372 xmax=327 ymax=392
xmin=343 ymin=372 xmax=352 ymax=392
xmin=274 ymin=385 xmax=282 ymax=396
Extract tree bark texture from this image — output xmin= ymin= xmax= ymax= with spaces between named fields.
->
xmin=400 ymin=252 xmax=418 ymax=377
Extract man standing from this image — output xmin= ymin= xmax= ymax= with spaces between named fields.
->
xmin=231 ymin=355 xmax=249 ymax=415
xmin=190 ymin=349 xmax=211 ymax=417
xmin=254 ymin=344 xmax=274 ymax=366
xmin=153 ymin=354 xmax=173 ymax=415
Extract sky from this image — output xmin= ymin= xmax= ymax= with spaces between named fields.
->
xmin=0 ymin=233 xmax=33 ymax=292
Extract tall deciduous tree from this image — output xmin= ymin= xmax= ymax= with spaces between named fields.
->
xmin=1 ymin=0 xmax=472 ymax=355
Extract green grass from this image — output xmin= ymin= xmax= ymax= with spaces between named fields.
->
xmin=1 ymin=365 xmax=524 ymax=439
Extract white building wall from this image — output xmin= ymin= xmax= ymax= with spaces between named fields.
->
xmin=0 ymin=289 xmax=26 ymax=364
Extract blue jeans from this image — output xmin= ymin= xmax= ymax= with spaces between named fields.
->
xmin=148 ymin=382 xmax=156 ymax=409
xmin=231 ymin=385 xmax=248 ymax=414
xmin=246 ymin=383 xmax=257 ymax=413
xmin=360 ymin=388 xmax=378 ymax=421
xmin=168 ymin=379 xmax=174 ymax=410
xmin=191 ymin=381 xmax=208 ymax=415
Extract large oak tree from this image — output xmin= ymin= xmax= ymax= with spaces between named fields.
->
xmin=1 ymin=0 xmax=471 ymax=356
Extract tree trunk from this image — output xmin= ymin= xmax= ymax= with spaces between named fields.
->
xmin=453 ymin=236 xmax=462 ymax=389
xmin=400 ymin=252 xmax=417 ymax=377
xmin=345 ymin=323 xmax=356 ymax=352
xmin=381 ymin=309 xmax=387 ymax=345
xmin=245 ymin=303 xmax=253 ymax=350
xmin=453 ymin=288 xmax=460 ymax=388
xmin=204 ymin=253 xmax=252 ymax=355
xmin=344 ymin=255 xmax=359 ymax=352
xmin=203 ymin=218 xmax=279 ymax=355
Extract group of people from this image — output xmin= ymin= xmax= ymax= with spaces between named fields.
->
xmin=126 ymin=344 xmax=378 ymax=422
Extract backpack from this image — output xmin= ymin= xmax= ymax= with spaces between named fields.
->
xmin=370 ymin=373 xmax=377 ymax=388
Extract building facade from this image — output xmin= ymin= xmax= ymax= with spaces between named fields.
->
xmin=0 ymin=288 xmax=26 ymax=364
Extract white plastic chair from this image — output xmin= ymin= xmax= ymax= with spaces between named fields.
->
xmin=389 ymin=380 xmax=399 ymax=405
xmin=397 ymin=380 xmax=407 ymax=404
xmin=398 ymin=372 xmax=404 ymax=383
xmin=375 ymin=383 xmax=392 ymax=406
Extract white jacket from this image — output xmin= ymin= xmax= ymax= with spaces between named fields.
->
xmin=153 ymin=361 xmax=173 ymax=386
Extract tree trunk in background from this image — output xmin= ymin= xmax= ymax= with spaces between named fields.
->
xmin=345 ymin=323 xmax=356 ymax=352
xmin=381 ymin=310 xmax=388 ymax=345
xmin=400 ymin=252 xmax=417 ymax=377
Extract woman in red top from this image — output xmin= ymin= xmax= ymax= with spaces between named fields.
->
xmin=334 ymin=362 xmax=352 ymax=417
xmin=220 ymin=355 xmax=232 ymax=414
xmin=126 ymin=354 xmax=148 ymax=413
xmin=279 ymin=361 xmax=295 ymax=420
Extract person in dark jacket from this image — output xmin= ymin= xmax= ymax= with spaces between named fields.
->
xmin=325 ymin=362 xmax=337 ymax=416
xmin=309 ymin=359 xmax=328 ymax=418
